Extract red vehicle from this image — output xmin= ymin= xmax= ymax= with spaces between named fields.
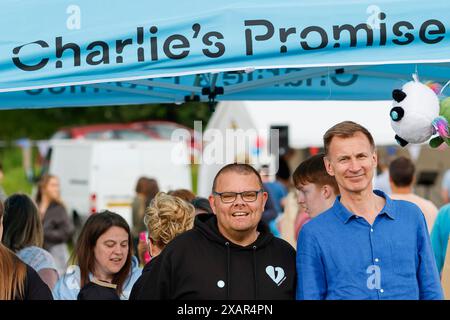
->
xmin=50 ymin=123 xmax=160 ymax=141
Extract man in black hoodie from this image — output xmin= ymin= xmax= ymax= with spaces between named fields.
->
xmin=130 ymin=163 xmax=296 ymax=300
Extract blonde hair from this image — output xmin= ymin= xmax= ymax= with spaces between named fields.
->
xmin=0 ymin=245 xmax=27 ymax=300
xmin=144 ymin=192 xmax=195 ymax=249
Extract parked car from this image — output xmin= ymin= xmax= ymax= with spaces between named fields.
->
xmin=50 ymin=123 xmax=160 ymax=141
xmin=46 ymin=139 xmax=192 ymax=228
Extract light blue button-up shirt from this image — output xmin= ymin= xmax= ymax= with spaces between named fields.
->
xmin=296 ymin=190 xmax=443 ymax=300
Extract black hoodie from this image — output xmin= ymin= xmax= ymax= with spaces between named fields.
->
xmin=130 ymin=213 xmax=296 ymax=300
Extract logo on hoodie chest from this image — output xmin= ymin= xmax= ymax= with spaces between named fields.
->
xmin=265 ymin=266 xmax=286 ymax=286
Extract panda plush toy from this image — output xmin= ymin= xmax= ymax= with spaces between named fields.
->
xmin=390 ymin=77 xmax=450 ymax=148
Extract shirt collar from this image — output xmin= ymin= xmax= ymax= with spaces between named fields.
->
xmin=333 ymin=189 xmax=396 ymax=224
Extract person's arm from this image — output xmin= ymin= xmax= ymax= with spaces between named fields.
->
xmin=25 ymin=266 xmax=54 ymax=300
xmin=278 ymin=192 xmax=299 ymax=247
xmin=296 ymin=226 xmax=326 ymax=300
xmin=416 ymin=211 xmax=444 ymax=300
xmin=38 ymin=268 xmax=59 ymax=290
xmin=44 ymin=205 xmax=75 ymax=243
xmin=137 ymin=237 xmax=150 ymax=267
xmin=430 ymin=210 xmax=448 ymax=275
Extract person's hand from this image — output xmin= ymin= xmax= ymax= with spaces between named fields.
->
xmin=138 ymin=232 xmax=151 ymax=265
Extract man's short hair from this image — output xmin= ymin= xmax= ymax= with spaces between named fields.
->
xmin=212 ymin=163 xmax=263 ymax=192
xmin=323 ymin=121 xmax=375 ymax=156
xmin=389 ymin=156 xmax=415 ymax=187
xmin=292 ymin=153 xmax=339 ymax=194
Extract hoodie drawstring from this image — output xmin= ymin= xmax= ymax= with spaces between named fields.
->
xmin=252 ymin=245 xmax=258 ymax=300
xmin=225 ymin=242 xmax=230 ymax=299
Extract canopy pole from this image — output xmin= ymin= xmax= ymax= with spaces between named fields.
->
xmin=126 ymin=79 xmax=203 ymax=93
xmin=87 ymin=83 xmax=181 ymax=101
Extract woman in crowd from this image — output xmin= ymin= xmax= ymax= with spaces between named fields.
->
xmin=0 ymin=199 xmax=53 ymax=300
xmin=132 ymin=177 xmax=159 ymax=263
xmin=2 ymin=193 xmax=59 ymax=289
xmin=130 ymin=192 xmax=195 ymax=299
xmin=35 ymin=174 xmax=74 ymax=276
xmin=53 ymin=210 xmax=142 ymax=300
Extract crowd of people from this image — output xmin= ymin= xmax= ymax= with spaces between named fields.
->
xmin=0 ymin=120 xmax=449 ymax=300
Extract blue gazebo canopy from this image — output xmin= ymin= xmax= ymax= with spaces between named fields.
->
xmin=1 ymin=0 xmax=449 ymax=108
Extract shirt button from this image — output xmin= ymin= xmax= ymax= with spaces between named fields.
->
xmin=380 ymin=289 xmax=384 ymax=293
xmin=370 ymin=228 xmax=374 ymax=232
xmin=375 ymin=258 xmax=379 ymax=263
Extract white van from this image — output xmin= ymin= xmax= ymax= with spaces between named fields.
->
xmin=47 ymin=139 xmax=192 ymax=227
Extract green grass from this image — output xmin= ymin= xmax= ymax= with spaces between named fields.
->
xmin=1 ymin=146 xmax=34 ymax=196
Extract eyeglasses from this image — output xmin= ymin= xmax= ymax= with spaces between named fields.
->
xmin=212 ymin=189 xmax=264 ymax=203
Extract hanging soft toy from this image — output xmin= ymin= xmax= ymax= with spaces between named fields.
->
xmin=390 ymin=75 xmax=450 ymax=148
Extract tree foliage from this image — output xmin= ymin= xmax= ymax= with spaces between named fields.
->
xmin=0 ymin=102 xmax=213 ymax=140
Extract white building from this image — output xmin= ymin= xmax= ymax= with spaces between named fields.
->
xmin=198 ymin=100 xmax=395 ymax=197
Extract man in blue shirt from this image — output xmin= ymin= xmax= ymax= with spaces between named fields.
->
xmin=296 ymin=121 xmax=443 ymax=300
